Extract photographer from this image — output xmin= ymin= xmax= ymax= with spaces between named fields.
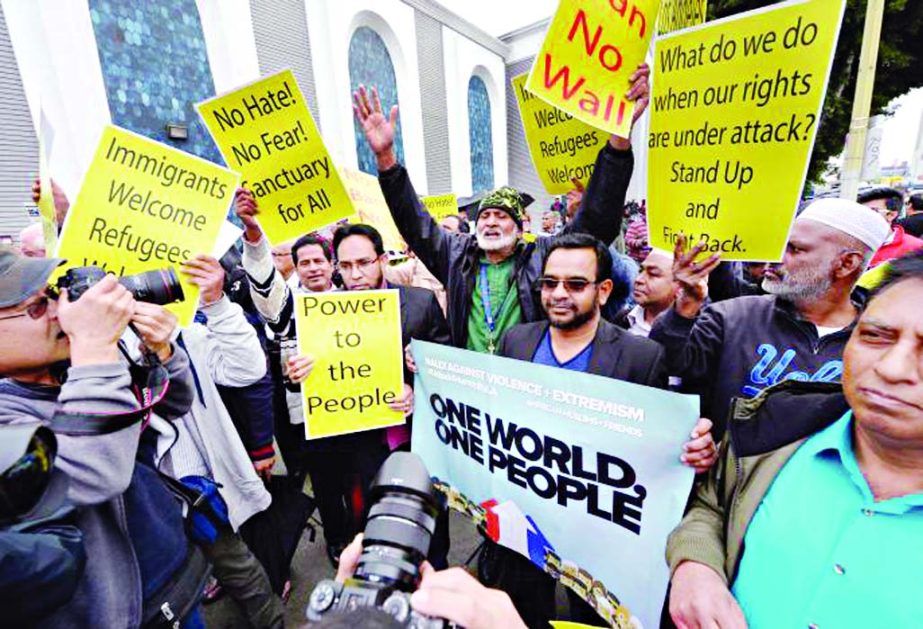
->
xmin=0 ymin=248 xmax=204 ymax=628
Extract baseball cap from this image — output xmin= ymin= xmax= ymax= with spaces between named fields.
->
xmin=0 ymin=247 xmax=64 ymax=309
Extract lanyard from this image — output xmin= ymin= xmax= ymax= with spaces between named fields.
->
xmin=480 ymin=263 xmax=512 ymax=353
xmin=479 ymin=264 xmax=497 ymax=334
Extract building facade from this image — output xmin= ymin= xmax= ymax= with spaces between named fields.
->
xmin=0 ymin=0 xmax=645 ymax=244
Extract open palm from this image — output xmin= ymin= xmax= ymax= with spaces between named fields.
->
xmin=353 ymin=84 xmax=398 ymax=155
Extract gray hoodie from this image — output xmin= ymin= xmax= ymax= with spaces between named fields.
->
xmin=0 ymin=349 xmax=194 ymax=628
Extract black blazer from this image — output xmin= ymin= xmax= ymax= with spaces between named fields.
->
xmin=396 ymin=285 xmax=451 ymax=383
xmin=497 ymin=319 xmax=667 ymax=389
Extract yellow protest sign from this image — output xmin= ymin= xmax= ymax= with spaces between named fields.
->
xmin=197 ymin=69 xmax=353 ymax=244
xmin=512 ymin=73 xmax=607 ymax=194
xmin=526 ymin=0 xmax=660 ymax=138
xmin=421 ymin=194 xmax=458 ymax=221
xmin=857 ymin=261 xmax=889 ymax=291
xmin=295 ymin=290 xmax=404 ymax=439
xmin=340 ymin=167 xmax=406 ymax=252
xmin=55 ymin=125 xmax=239 ymax=325
xmin=38 ymin=110 xmax=58 ymax=254
xmin=647 ymin=0 xmax=845 ymax=261
xmin=657 ymin=0 xmax=707 ymax=35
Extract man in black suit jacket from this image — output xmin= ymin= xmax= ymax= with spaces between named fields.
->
xmin=286 ymin=223 xmax=451 ymax=566
xmin=481 ymin=233 xmax=715 ymax=628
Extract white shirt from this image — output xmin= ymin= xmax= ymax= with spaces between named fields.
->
xmin=625 ymin=304 xmax=652 ymax=337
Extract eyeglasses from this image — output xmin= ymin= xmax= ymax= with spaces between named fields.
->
xmin=336 ymin=258 xmax=379 ymax=273
xmin=535 ymin=277 xmax=598 ymax=293
xmin=0 ymin=295 xmax=53 ymax=321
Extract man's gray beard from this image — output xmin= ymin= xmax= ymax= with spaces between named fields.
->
xmin=476 ymin=231 xmax=518 ymax=252
xmin=762 ymin=266 xmax=834 ymax=303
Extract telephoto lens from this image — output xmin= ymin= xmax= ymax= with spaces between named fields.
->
xmin=356 ymin=451 xmax=441 ymax=588
xmin=56 ymin=266 xmax=184 ymax=305
xmin=306 ymin=452 xmax=449 ymax=627
xmin=118 ymin=268 xmax=185 ymax=305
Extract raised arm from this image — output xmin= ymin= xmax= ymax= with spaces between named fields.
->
xmin=181 ymin=254 xmax=267 ymax=387
xmin=566 ymin=64 xmax=650 ymax=245
xmin=353 ymin=84 xmax=458 ymax=283
xmin=234 ymin=188 xmax=296 ymax=335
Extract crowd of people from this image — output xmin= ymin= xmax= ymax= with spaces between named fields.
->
xmin=2 ymin=58 xmax=922 ymax=629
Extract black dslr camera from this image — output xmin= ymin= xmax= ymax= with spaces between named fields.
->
xmin=307 ymin=452 xmax=448 ymax=628
xmin=56 ymin=266 xmax=185 ymax=305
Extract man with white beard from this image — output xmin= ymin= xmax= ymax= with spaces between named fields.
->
xmin=352 ymin=65 xmax=650 ymax=352
xmin=650 ymin=198 xmax=891 ymax=441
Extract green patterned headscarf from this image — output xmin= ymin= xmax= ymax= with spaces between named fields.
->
xmin=477 ymin=186 xmax=524 ymax=227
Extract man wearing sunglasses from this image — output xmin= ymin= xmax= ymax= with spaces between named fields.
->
xmin=0 ymin=248 xmax=205 ymax=627
xmin=474 ymin=233 xmax=717 ymax=627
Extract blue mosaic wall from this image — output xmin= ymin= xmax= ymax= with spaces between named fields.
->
xmin=89 ymin=0 xmax=223 ymax=165
xmin=467 ymin=76 xmax=494 ymax=193
xmin=349 ymin=26 xmax=404 ymax=175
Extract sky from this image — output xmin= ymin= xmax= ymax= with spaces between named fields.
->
xmin=879 ymin=88 xmax=923 ymax=168
xmin=435 ymin=1 xmax=921 ymax=170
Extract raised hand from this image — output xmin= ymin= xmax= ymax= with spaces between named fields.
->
xmin=609 ymin=63 xmax=651 ymax=149
xmin=181 ymin=255 xmax=226 ymax=307
xmin=672 ymin=233 xmax=720 ymax=318
xmin=628 ymin=63 xmax=651 ymax=124
xmin=234 ymin=188 xmax=262 ymax=243
xmin=352 ymin=85 xmax=399 ymax=170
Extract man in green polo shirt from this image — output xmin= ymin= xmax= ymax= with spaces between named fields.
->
xmin=666 ymin=251 xmax=923 ymax=629
xmin=353 ymin=64 xmax=650 ymax=352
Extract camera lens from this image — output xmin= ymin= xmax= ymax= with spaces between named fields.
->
xmin=119 ymin=268 xmax=185 ymax=305
xmin=355 ymin=452 xmax=441 ymax=590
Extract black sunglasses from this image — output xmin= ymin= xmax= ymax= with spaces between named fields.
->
xmin=535 ymin=277 xmax=598 ymax=293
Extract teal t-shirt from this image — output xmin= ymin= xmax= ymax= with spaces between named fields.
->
xmin=466 ymin=257 xmax=522 ymax=354
xmin=732 ymin=411 xmax=923 ymax=628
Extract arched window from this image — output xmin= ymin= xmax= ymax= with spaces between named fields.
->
xmin=467 ymin=75 xmax=494 ymax=193
xmin=349 ymin=26 xmax=404 ymax=175
xmin=88 ymin=0 xmax=223 ymax=164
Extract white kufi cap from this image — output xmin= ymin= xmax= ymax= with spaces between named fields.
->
xmin=797 ymin=197 xmax=890 ymax=251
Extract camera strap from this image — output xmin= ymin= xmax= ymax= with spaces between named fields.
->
xmin=49 ymin=356 xmax=171 ymax=437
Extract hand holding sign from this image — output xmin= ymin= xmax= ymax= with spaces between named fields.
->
xmin=180 ymin=255 xmax=226 ymax=306
xmin=625 ymin=64 xmax=650 ymax=124
xmin=287 ymin=354 xmax=315 ymax=383
xmin=353 ymin=85 xmax=399 ymax=172
xmin=234 ymin=187 xmax=262 ymax=242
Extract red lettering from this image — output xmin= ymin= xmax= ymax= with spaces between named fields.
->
xmin=542 ymin=53 xmax=585 ymax=100
xmin=629 ymin=6 xmax=647 ymax=39
xmin=568 ymin=9 xmax=602 ymax=55
xmin=608 ymin=0 xmax=648 ymax=39
xmin=609 ymin=0 xmax=628 ymax=17
xmin=599 ymin=44 xmax=622 ymax=72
